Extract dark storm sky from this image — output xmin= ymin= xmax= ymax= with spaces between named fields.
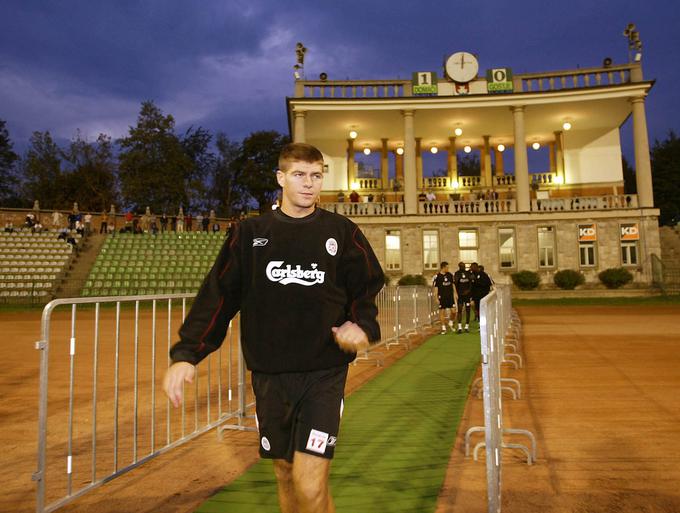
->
xmin=1 ymin=0 xmax=678 ymax=153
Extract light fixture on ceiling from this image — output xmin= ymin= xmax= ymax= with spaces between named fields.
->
xmin=349 ymin=128 xmax=358 ymax=139
xmin=464 ymin=145 xmax=472 ymax=153
xmin=454 ymin=127 xmax=463 ymax=137
xmin=532 ymin=142 xmax=541 ymax=150
xmin=562 ymin=121 xmax=572 ymax=131
xmin=363 ymin=146 xmax=371 ymax=155
xmin=430 ymin=145 xmax=438 ymax=154
xmin=396 ymin=146 xmax=404 ymax=155
xmin=497 ymin=144 xmax=505 ymax=152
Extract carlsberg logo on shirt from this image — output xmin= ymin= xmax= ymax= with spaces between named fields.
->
xmin=266 ymin=261 xmax=325 ymax=286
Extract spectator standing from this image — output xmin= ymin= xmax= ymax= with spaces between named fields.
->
xmin=160 ymin=213 xmax=168 ymax=232
xmin=84 ymin=212 xmax=92 ymax=235
xmin=100 ymin=211 xmax=109 ymax=234
xmin=51 ymin=210 xmax=63 ymax=229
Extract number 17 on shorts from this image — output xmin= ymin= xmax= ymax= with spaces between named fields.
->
xmin=306 ymin=429 xmax=329 ymax=455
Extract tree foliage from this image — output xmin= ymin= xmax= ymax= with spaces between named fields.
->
xmin=210 ymin=133 xmax=244 ymax=217
xmin=237 ymin=130 xmax=289 ymax=212
xmin=651 ymin=131 xmax=680 ymax=226
xmin=0 ymin=119 xmax=20 ymax=206
xmin=118 ymin=101 xmax=193 ymax=214
xmin=458 ymin=153 xmax=480 ymax=176
xmin=181 ymin=126 xmax=214 ymax=214
xmin=21 ymin=131 xmax=65 ymax=209
xmin=61 ymin=132 xmax=119 ymax=212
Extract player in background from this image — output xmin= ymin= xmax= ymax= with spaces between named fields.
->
xmin=470 ymin=262 xmax=494 ymax=321
xmin=432 ymin=261 xmax=456 ymax=333
xmin=453 ymin=261 xmax=475 ymax=333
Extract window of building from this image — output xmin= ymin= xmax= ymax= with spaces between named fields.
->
xmin=422 ymin=229 xmax=439 ymax=271
xmin=385 ymin=230 xmax=402 ymax=271
xmin=578 ymin=224 xmax=597 ymax=267
xmin=620 ymin=223 xmax=639 ymax=266
xmin=538 ymin=226 xmax=556 ymax=268
xmin=498 ymin=227 xmax=516 ymax=269
xmin=458 ymin=228 xmax=478 ymax=264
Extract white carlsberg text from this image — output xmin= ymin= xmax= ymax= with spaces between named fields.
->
xmin=266 ymin=261 xmax=325 ymax=286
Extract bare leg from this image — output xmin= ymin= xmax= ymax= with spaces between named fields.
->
xmin=293 ymin=451 xmax=334 ymax=513
xmin=273 ymin=459 xmax=298 ymax=513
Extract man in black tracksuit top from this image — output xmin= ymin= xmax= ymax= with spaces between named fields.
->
xmin=453 ymin=261 xmax=475 ymax=333
xmin=163 ymin=143 xmax=383 ymax=513
xmin=470 ymin=262 xmax=493 ymax=321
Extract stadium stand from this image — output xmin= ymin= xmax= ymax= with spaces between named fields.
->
xmin=81 ymin=231 xmax=226 ymax=297
xmin=0 ymin=229 xmax=76 ymax=302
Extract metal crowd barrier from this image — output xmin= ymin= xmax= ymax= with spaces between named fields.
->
xmin=32 ymin=294 xmax=251 ymax=513
xmin=464 ymin=285 xmax=536 ymax=513
xmin=33 ymin=286 xmax=436 ymax=512
xmin=354 ymin=285 xmax=438 ymax=365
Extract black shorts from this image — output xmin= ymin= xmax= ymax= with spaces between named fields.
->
xmin=438 ymin=296 xmax=454 ymax=309
xmin=457 ymin=295 xmax=472 ymax=307
xmin=251 ymin=365 xmax=348 ymax=462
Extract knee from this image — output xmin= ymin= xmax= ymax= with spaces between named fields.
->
xmin=294 ymin=476 xmax=327 ymax=508
xmin=273 ymin=460 xmax=294 ymax=486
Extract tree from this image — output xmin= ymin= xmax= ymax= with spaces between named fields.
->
xmin=209 ymin=133 xmax=244 ymax=217
xmin=651 ymin=131 xmax=680 ymax=226
xmin=622 ymin=155 xmax=636 ymax=194
xmin=458 ymin=153 xmax=480 ymax=176
xmin=118 ymin=101 xmax=193 ymax=214
xmin=238 ymin=130 xmax=289 ymax=213
xmin=21 ymin=131 xmax=66 ymax=209
xmin=0 ymin=119 xmax=20 ymax=206
xmin=61 ymin=131 xmax=119 ymax=212
xmin=181 ymin=126 xmax=214 ymax=214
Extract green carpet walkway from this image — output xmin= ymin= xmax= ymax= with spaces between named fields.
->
xmin=195 ymin=330 xmax=481 ymax=513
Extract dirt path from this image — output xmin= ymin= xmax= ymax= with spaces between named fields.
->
xmin=3 ymin=305 xmax=680 ymax=513
xmin=437 ymin=305 xmax=680 ymax=513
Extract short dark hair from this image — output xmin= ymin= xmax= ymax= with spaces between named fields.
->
xmin=279 ymin=143 xmax=324 ymax=171
xmin=440 ymin=261 xmax=449 ymax=269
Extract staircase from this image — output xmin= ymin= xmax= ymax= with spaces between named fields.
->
xmin=658 ymin=226 xmax=680 ymax=293
xmin=54 ymin=233 xmax=108 ymax=298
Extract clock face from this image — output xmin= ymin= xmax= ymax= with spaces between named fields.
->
xmin=445 ymin=52 xmax=479 ymax=83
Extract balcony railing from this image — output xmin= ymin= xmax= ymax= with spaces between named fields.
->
xmin=531 ymin=194 xmax=638 ymax=212
xmin=320 ymin=202 xmax=404 ymax=216
xmin=294 ymin=64 xmax=639 ymax=98
xmin=420 ymin=200 xmax=517 ymax=215
xmin=517 ymin=64 xmax=634 ymax=93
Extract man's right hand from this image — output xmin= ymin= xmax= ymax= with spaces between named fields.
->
xmin=163 ymin=362 xmax=195 ymax=408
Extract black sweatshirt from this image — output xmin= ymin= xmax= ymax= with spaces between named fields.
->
xmin=170 ymin=208 xmax=384 ymax=373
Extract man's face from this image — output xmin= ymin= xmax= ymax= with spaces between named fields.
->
xmin=441 ymin=265 xmax=449 ymax=273
xmin=458 ymin=262 xmax=466 ymax=271
xmin=276 ymin=160 xmax=323 ymax=215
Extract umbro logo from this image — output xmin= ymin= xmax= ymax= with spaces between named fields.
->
xmin=252 ymin=238 xmax=269 ymax=247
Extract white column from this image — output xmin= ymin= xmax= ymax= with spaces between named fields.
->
xmin=381 ymin=138 xmax=389 ymax=190
xmin=293 ymin=110 xmax=306 ymax=143
xmin=512 ymin=106 xmax=530 ymax=212
xmin=347 ymin=139 xmax=355 ymax=190
xmin=482 ymin=135 xmax=492 ymax=187
xmin=403 ymin=110 xmax=417 ymax=215
xmin=448 ymin=136 xmax=458 ymax=184
xmin=631 ymin=96 xmax=654 ymax=208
